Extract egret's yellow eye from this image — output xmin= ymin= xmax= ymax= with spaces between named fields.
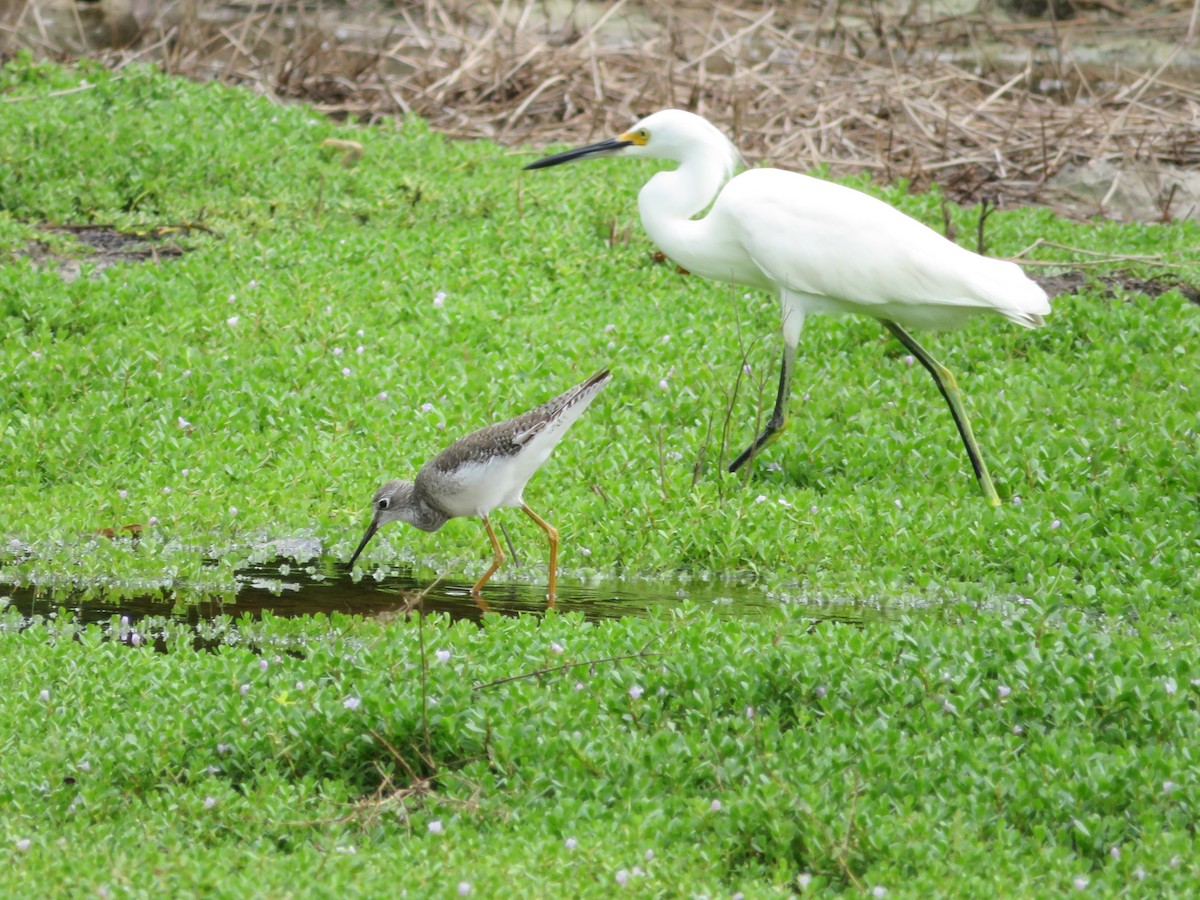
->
xmin=620 ymin=128 xmax=650 ymax=146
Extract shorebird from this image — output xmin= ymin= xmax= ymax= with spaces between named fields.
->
xmin=525 ymin=109 xmax=1050 ymax=504
xmin=348 ymin=370 xmax=611 ymax=599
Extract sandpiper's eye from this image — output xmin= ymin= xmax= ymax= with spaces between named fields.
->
xmin=377 ymin=497 xmax=390 ymax=510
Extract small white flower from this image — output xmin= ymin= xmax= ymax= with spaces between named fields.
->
xmin=997 ymin=684 xmax=1012 ymax=699
xmin=942 ymin=698 xmax=957 ymax=714
xmin=325 ymin=305 xmax=333 ymax=314
xmin=628 ymin=685 xmax=643 ymax=700
xmin=15 ymin=839 xmax=30 ymax=853
xmin=342 ymin=367 xmax=352 ymax=377
xmin=644 ymin=849 xmax=654 ymax=861
xmin=333 ymin=347 xmax=344 ymax=356
xmin=1163 ymin=780 xmax=1178 ymax=795
xmin=1013 ymin=724 xmax=1024 ymax=735
xmin=378 ymin=391 xmax=389 ymax=401
xmin=356 ymin=346 xmax=364 ymax=354
xmin=580 ymin=547 xmax=591 ymax=557
xmin=894 ymin=499 xmax=903 ymax=509
xmin=217 ymin=743 xmax=231 ymax=755
xmin=872 ymin=888 xmax=887 ymax=899
xmin=118 ymin=490 xmax=128 ymax=499
xmin=742 ymin=363 xmax=752 ymax=375
xmin=31 ymin=350 xmax=42 ymax=361
xmin=457 ymin=883 xmax=471 ymax=897
xmin=797 ymin=873 xmax=812 ymax=890
xmin=422 ymin=402 xmax=435 ymax=413
xmin=745 ymin=706 xmax=755 ymax=719
xmin=356 ymin=329 xmax=364 ymax=336
xmin=661 ymin=335 xmax=671 ymax=344
xmin=240 ymin=684 xmax=250 ymax=696
xmin=343 ymin=697 xmax=361 ymax=711
xmin=1133 ymin=867 xmax=1146 ymax=881
xmin=177 ymin=417 xmax=191 ymax=430
xmin=295 ymin=682 xmax=305 ymax=691
xmin=1109 ymin=845 xmax=1120 ymax=860
xmin=428 ymin=819 xmax=444 ymax=835
xmin=148 ymin=516 xmax=159 ymax=526
xmin=78 ymin=760 xmax=91 ymax=772
xmin=230 ymin=506 xmax=238 ymax=517
xmin=435 ymin=649 xmax=451 ymax=664
xmin=162 ymin=486 xmax=171 ymax=495
xmin=181 ymin=468 xmax=190 ymax=477
xmin=565 ymin=837 xmax=578 ymax=850
xmin=574 ymin=682 xmax=585 ymax=691
xmin=1050 ymin=519 xmax=1061 ymax=529
xmin=1072 ymin=876 xmax=1088 ymax=890
xmin=130 ymin=633 xmax=142 ymax=648
xmin=709 ymin=799 xmax=722 ymax=812
xmin=550 ymin=642 xmax=564 ymax=655
xmin=604 ymin=323 xmax=616 ymax=333
xmin=658 ymin=379 xmax=669 ymax=390
xmin=248 ymin=280 xmax=259 ymax=289
xmin=778 ymin=498 xmax=792 ymax=508
xmin=1012 ymin=496 xmax=1022 ymax=506
xmin=226 ymin=315 xmax=239 ymax=327
xmin=38 ymin=689 xmax=50 ymax=703
xmin=227 ymin=294 xmax=236 ymax=303
xmin=615 ymin=870 xmax=629 ymax=887
xmin=259 ymin=659 xmax=269 ymax=672
xmin=904 ymin=355 xmax=914 ymax=367
xmin=433 ymin=291 xmax=447 ymax=308
xmin=204 ymin=796 xmax=216 ymax=809
xmin=814 ymin=685 xmax=827 ymax=699
xmin=754 ymin=494 xmax=767 ymax=503
xmin=1164 ymin=678 xmax=1178 ymax=695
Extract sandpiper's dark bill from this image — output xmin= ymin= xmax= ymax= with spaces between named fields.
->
xmin=523 ymin=137 xmax=633 ymax=170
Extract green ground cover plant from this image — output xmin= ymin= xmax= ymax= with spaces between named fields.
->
xmin=3 ymin=604 xmax=1199 ymax=896
xmin=1 ymin=57 xmax=1198 ymax=895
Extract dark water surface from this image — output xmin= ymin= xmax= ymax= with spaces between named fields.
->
xmin=3 ymin=559 xmax=865 ymax=627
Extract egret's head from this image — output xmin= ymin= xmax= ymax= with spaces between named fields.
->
xmin=524 ymin=109 xmax=741 ymax=179
xmin=347 ymin=479 xmax=423 ymax=568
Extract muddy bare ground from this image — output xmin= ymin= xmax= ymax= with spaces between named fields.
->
xmin=21 ymin=223 xmax=203 ymax=280
xmin=2 ymin=0 xmax=1199 ymax=222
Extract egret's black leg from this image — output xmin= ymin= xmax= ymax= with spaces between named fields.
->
xmin=729 ymin=339 xmax=798 ymax=473
xmin=883 ymin=320 xmax=1001 ymax=506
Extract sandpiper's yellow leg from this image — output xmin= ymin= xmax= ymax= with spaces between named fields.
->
xmin=473 ymin=514 xmax=506 ymax=596
xmin=521 ymin=504 xmax=559 ymax=602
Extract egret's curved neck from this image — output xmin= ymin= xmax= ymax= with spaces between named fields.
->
xmin=636 ymin=155 xmax=730 ymax=252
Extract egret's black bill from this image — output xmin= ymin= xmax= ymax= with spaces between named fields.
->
xmin=347 ymin=519 xmax=379 ymax=568
xmin=523 ymin=137 xmax=632 ymax=170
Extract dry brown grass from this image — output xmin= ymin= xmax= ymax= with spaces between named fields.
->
xmin=3 ymin=0 xmax=1198 ymax=213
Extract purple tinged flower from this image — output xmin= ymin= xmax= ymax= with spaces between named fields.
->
xmin=378 ymin=391 xmax=389 ymax=401
xmin=38 ymin=689 xmax=50 ymax=703
xmin=226 ymin=315 xmax=239 ymax=326
xmin=604 ymin=324 xmax=616 ymax=333
xmin=1012 ymin=496 xmax=1022 ymax=506
xmin=998 ymin=684 xmax=1012 ymax=699
xmin=177 ymin=417 xmax=191 ymax=430
xmin=1072 ymin=876 xmax=1088 ymax=891
xmin=661 ymin=335 xmax=671 ymax=344
xmin=628 ymin=685 xmax=643 ymax=700
xmin=343 ymin=697 xmax=361 ymax=711
xmin=904 ymin=355 xmax=914 ymax=367
xmin=872 ymin=888 xmax=887 ymax=899
xmin=797 ymin=874 xmax=813 ymax=890
xmin=1163 ymin=780 xmax=1178 ymax=795
xmin=118 ymin=489 xmax=128 ymax=499
xmin=428 ymin=819 xmax=444 ymax=835
xmin=342 ymin=368 xmax=351 ymax=377
xmin=615 ymin=870 xmax=629 ymax=887
xmin=644 ymin=849 xmax=654 ymax=861
xmin=709 ymin=799 xmax=722 ymax=812
xmin=204 ymin=796 xmax=216 ymax=809
xmin=550 ymin=642 xmax=564 ymax=655
xmin=162 ymin=487 xmax=171 ymax=495
xmin=657 ymin=379 xmax=669 ymax=390
xmin=15 ymin=839 xmax=30 ymax=853
xmin=1109 ymin=846 xmax=1120 ymax=860
xmin=230 ymin=506 xmax=238 ymax=517
xmin=333 ymin=347 xmax=344 ymax=356
xmin=217 ymin=743 xmax=231 ymax=755
xmin=565 ymin=837 xmax=578 ymax=850
xmin=754 ymin=494 xmax=767 ymax=503
xmin=1050 ymin=519 xmax=1061 ymax=529
xmin=356 ymin=346 xmax=364 ymax=354
xmin=422 ymin=402 xmax=435 ymax=413
xmin=259 ymin=659 xmax=269 ymax=672
xmin=130 ymin=633 xmax=142 ymax=648
xmin=148 ymin=516 xmax=158 ymax=526
xmin=815 ymin=685 xmax=827 ymax=699
xmin=457 ymin=883 xmax=471 ymax=897
xmin=1013 ymin=724 xmax=1024 ymax=735
xmin=435 ymin=649 xmax=451 ymax=664
xmin=239 ymin=684 xmax=250 ymax=696
xmin=1164 ymin=678 xmax=1178 ymax=695
xmin=78 ymin=760 xmax=91 ymax=772
xmin=433 ymin=291 xmax=447 ymax=308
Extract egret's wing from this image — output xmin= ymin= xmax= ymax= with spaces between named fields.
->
xmin=718 ymin=169 xmax=1047 ymax=321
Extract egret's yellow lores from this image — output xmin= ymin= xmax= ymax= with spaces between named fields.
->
xmin=525 ymin=109 xmax=1050 ymax=505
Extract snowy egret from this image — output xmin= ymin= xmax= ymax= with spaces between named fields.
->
xmin=525 ymin=110 xmax=1050 ymax=504
xmin=348 ymin=370 xmax=611 ymax=599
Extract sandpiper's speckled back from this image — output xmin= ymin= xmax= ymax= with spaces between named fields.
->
xmin=414 ymin=370 xmax=611 ymax=518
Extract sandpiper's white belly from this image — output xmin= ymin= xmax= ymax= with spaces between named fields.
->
xmin=428 ymin=458 xmax=529 ymax=518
